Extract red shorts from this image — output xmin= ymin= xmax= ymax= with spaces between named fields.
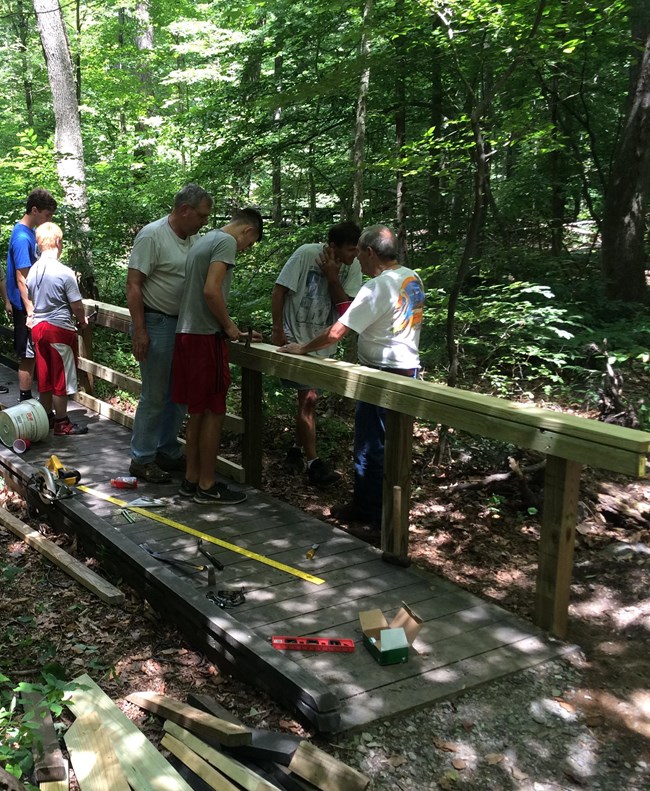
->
xmin=31 ymin=322 xmax=78 ymax=396
xmin=172 ymin=333 xmax=230 ymax=414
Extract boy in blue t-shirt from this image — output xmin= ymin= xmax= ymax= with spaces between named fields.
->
xmin=5 ymin=188 xmax=57 ymax=400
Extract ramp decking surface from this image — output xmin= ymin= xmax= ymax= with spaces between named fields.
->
xmin=0 ymin=364 xmax=570 ymax=730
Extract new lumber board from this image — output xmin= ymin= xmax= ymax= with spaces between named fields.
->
xmin=161 ymin=733 xmax=240 ymax=791
xmin=187 ymin=693 xmax=301 ymax=766
xmin=39 ymin=766 xmax=69 ymax=791
xmin=0 ymin=508 xmax=124 ymax=605
xmin=64 ymin=674 xmax=193 ymax=791
xmin=22 ymin=692 xmax=66 ymax=782
xmin=64 ymin=711 xmax=129 ymax=791
xmin=288 ymin=740 xmax=369 ymax=791
xmin=126 ymin=691 xmax=252 ymax=747
xmin=163 ymin=721 xmax=280 ymax=791
xmin=228 ymin=344 xmax=650 ymax=473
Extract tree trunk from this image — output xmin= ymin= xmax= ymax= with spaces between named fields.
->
xmin=427 ymin=17 xmax=443 ymax=269
xmin=12 ymin=0 xmax=34 ymax=127
xmin=395 ymin=0 xmax=407 ymax=265
xmin=271 ymin=47 xmax=283 ymax=225
xmin=33 ymin=0 xmax=95 ymax=297
xmin=352 ymin=0 xmax=373 ymax=225
xmin=601 ymin=2 xmax=650 ymax=302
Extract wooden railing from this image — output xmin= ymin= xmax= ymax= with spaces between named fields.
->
xmin=3 ymin=299 xmax=650 ymax=639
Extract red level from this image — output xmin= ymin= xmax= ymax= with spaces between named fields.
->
xmin=271 ymin=635 xmax=355 ymax=653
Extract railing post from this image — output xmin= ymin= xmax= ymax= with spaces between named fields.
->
xmin=381 ymin=409 xmax=414 ymax=558
xmin=77 ymin=327 xmax=95 ymax=395
xmin=241 ymin=367 xmax=263 ymax=487
xmin=535 ymin=455 xmax=582 ymax=639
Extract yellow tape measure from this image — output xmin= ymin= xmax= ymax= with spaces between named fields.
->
xmin=77 ymin=485 xmax=325 ymax=585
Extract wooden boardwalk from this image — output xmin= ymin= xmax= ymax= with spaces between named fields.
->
xmin=0 ymin=364 xmax=571 ymax=731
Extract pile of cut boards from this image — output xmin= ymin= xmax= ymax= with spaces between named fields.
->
xmin=33 ymin=672 xmax=369 ymax=791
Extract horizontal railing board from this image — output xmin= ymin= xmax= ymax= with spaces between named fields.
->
xmin=81 ymin=304 xmax=650 ymax=475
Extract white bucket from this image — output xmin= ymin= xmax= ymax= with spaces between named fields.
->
xmin=0 ymin=399 xmax=50 ymax=447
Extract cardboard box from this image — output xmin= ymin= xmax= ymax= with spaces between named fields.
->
xmin=359 ymin=603 xmax=423 ymax=665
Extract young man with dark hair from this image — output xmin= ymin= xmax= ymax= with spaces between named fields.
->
xmin=127 ymin=183 xmax=213 ymax=483
xmin=280 ymin=224 xmax=425 ymax=529
xmin=6 ymin=188 xmax=58 ymax=401
xmin=271 ymin=221 xmax=362 ymax=486
xmin=172 ymin=208 xmax=263 ymax=504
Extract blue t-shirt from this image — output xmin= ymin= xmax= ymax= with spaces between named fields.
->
xmin=6 ymin=223 xmax=37 ymax=309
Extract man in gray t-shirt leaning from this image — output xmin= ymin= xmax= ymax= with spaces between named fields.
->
xmin=271 ymin=221 xmax=362 ymax=487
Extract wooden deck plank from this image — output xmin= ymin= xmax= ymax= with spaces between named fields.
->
xmin=338 ymin=635 xmax=574 ymax=730
xmin=302 ymin=616 xmax=546 ymax=701
xmin=256 ymin=585 xmax=481 ymax=641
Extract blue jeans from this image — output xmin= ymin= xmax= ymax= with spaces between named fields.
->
xmin=353 ymin=401 xmax=386 ymax=524
xmin=353 ymin=369 xmax=418 ymax=523
xmin=130 ymin=312 xmax=186 ymax=463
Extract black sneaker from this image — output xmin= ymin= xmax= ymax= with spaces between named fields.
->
xmin=156 ymin=453 xmax=186 ymax=473
xmin=178 ymin=479 xmax=197 ymax=498
xmin=193 ymin=482 xmax=247 ymax=505
xmin=129 ymin=460 xmax=171 ymax=484
xmin=307 ymin=458 xmax=341 ymax=487
xmin=284 ymin=446 xmax=305 ymax=473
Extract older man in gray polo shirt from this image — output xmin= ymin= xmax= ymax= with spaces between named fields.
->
xmin=126 ymin=184 xmax=213 ymax=483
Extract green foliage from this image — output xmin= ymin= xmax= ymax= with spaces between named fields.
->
xmin=0 ymin=670 xmax=72 ymax=787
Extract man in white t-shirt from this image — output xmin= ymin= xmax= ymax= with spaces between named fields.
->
xmin=280 ymin=224 xmax=425 ymax=528
xmin=271 ymin=222 xmax=362 ymax=486
xmin=126 ymin=184 xmax=213 ymax=483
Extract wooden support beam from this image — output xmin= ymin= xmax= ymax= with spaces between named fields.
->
xmin=163 ymin=721 xmax=280 ymax=791
xmin=0 ymin=508 xmax=124 ymax=605
xmin=381 ymin=409 xmax=414 ymax=558
xmin=535 ymin=455 xmax=582 ymax=638
xmin=241 ymin=367 xmax=263 ymax=488
xmin=77 ymin=357 xmax=141 ymax=395
xmin=288 ymin=740 xmax=370 ymax=791
xmin=22 ymin=692 xmax=66 ymax=783
xmin=126 ymin=691 xmax=252 ymax=746
xmin=77 ymin=330 xmax=95 ymax=396
xmin=161 ymin=733 xmax=240 ymax=791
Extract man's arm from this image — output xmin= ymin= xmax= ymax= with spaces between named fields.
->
xmin=69 ymin=299 xmax=88 ymax=327
xmin=0 ymin=277 xmax=11 ymax=317
xmin=279 ymin=320 xmax=349 ymax=355
xmin=126 ymin=269 xmax=149 ymax=361
xmin=271 ymin=283 xmax=289 ymax=346
xmin=16 ymin=268 xmax=33 ymax=321
xmin=204 ymin=260 xmax=240 ymax=341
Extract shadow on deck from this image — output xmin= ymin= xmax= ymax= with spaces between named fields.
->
xmin=0 ymin=365 xmax=571 ymax=731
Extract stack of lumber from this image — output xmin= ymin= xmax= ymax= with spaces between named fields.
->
xmin=55 ymin=674 xmax=369 ymax=791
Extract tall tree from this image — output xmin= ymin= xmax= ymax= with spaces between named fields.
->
xmin=32 ymin=0 xmax=95 ymax=294
xmin=601 ymin=1 xmax=650 ymax=302
xmin=352 ymin=0 xmax=372 ymax=224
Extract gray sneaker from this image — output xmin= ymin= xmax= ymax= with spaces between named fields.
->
xmin=193 ymin=482 xmax=246 ymax=505
xmin=129 ymin=460 xmax=171 ymax=484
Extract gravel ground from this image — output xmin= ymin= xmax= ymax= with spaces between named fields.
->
xmin=328 ymin=656 xmax=649 ymax=790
